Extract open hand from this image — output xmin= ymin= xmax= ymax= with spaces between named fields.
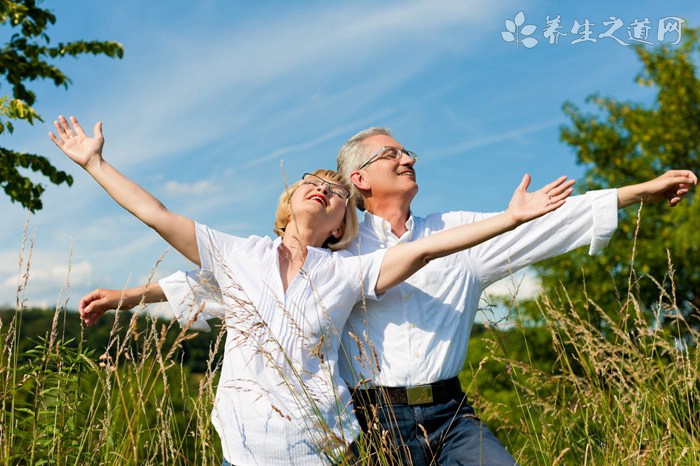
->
xmin=507 ymin=174 xmax=575 ymax=224
xmin=48 ymin=115 xmax=104 ymax=169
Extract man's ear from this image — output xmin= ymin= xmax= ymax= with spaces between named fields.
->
xmin=349 ymin=170 xmax=370 ymax=191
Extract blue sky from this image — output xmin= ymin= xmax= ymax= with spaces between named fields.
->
xmin=1 ymin=0 xmax=698 ymax=316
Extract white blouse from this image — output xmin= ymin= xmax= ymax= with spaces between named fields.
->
xmin=159 ymin=223 xmax=385 ymax=466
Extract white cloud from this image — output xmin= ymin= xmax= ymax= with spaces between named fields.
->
xmin=161 ymin=180 xmax=218 ymax=196
xmin=1 ymin=0 xmax=524 ymax=310
xmin=476 ymin=269 xmax=542 ymax=326
xmin=0 ymin=253 xmax=99 ymax=309
xmin=483 ymin=268 xmax=542 ymax=301
xmin=23 ymin=0 xmax=516 ymax=171
xmin=435 ymin=119 xmax=562 ymax=160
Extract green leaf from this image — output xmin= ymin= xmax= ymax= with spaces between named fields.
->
xmin=0 ymin=0 xmax=123 ymax=211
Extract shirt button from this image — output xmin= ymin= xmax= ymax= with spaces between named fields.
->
xmin=414 ymin=352 xmax=420 ymax=358
xmin=405 ymin=293 xmax=411 ymax=300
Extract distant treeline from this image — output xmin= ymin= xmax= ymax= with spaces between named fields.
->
xmin=0 ymin=308 xmax=224 ymax=373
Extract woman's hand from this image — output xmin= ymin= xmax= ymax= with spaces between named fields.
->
xmin=47 ymin=115 xmax=201 ymax=265
xmin=48 ymin=115 xmax=104 ymax=169
xmin=507 ymin=174 xmax=575 ymax=225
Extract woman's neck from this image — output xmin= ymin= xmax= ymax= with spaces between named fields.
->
xmin=282 ymin=219 xmax=328 ymax=252
xmin=278 ymin=228 xmax=318 ymax=293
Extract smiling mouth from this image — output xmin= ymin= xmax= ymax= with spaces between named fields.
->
xmin=397 ymin=170 xmax=415 ymax=178
xmin=308 ymin=194 xmax=328 ymax=207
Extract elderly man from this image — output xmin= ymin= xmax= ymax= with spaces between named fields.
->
xmin=335 ymin=127 xmax=696 ymax=465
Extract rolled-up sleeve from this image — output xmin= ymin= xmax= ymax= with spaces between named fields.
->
xmin=586 ymin=189 xmax=618 ymax=255
xmin=158 ymin=270 xmax=226 ymax=332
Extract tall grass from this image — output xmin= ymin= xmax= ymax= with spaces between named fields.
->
xmin=468 ymin=276 xmax=700 ymax=465
xmin=464 ymin=209 xmax=700 ymax=465
xmin=0 ymin=222 xmax=223 ymax=465
xmin=2 ymin=214 xmax=699 ymax=465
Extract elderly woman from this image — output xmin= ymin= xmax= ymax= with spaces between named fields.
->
xmin=49 ymin=115 xmax=573 ymax=466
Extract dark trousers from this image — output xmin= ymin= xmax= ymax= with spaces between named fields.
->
xmin=352 ymin=389 xmax=517 ymax=465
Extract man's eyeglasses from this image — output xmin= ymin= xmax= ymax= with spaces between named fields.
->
xmin=358 ymin=146 xmax=419 ymax=170
xmin=302 ymin=173 xmax=351 ymax=203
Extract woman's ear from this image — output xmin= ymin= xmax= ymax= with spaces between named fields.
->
xmin=332 ymin=223 xmax=345 ymax=239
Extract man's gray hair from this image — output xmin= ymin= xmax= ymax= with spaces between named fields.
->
xmin=336 ymin=126 xmax=392 ymax=211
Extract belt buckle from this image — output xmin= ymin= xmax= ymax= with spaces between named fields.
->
xmin=406 ymin=384 xmax=433 ymax=405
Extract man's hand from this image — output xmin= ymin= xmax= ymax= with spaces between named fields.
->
xmin=48 ymin=115 xmax=104 ymax=169
xmin=79 ymin=284 xmax=167 ymax=327
xmin=617 ymin=170 xmax=698 ymax=208
xmin=79 ymin=288 xmax=125 ymax=327
xmin=507 ymin=174 xmax=576 ymax=224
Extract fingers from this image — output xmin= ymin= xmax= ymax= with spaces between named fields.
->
xmin=49 ymin=114 xmax=104 ymax=142
xmin=660 ymin=170 xmax=698 ymax=191
xmin=50 ymin=115 xmax=92 ymax=141
xmin=547 ymin=179 xmax=576 ymax=198
xmin=541 ymin=175 xmax=569 ymax=194
xmin=539 ymin=176 xmax=575 ymax=207
xmin=57 ymin=115 xmax=74 ymax=138
xmin=70 ymin=115 xmax=87 ymax=136
xmin=543 ymin=198 xmax=567 ymax=213
xmin=548 ymin=187 xmax=574 ymax=205
xmin=81 ymin=299 xmax=110 ymax=327
xmin=665 ymin=169 xmax=698 ymax=185
xmin=50 ymin=116 xmax=74 ymax=146
xmin=48 ymin=130 xmax=62 ymax=147
xmin=94 ymin=121 xmax=103 ymax=139
xmin=663 ymin=170 xmax=696 ymax=206
xmin=667 ymin=186 xmax=693 ymax=207
xmin=79 ymin=288 xmax=117 ymax=326
xmin=517 ymin=174 xmax=532 ymax=192
xmin=78 ymin=289 xmax=103 ymax=318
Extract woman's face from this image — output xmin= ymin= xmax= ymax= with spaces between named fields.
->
xmin=289 ymin=173 xmax=349 ymax=238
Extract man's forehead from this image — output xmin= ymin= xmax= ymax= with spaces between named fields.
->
xmin=362 ymin=134 xmax=403 ymax=150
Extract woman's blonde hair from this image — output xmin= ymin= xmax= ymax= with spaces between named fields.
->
xmin=273 ymin=169 xmax=358 ymax=251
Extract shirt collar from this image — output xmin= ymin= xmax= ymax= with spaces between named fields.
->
xmin=273 ymin=235 xmax=330 ymax=261
xmin=361 ymin=210 xmax=415 ymax=243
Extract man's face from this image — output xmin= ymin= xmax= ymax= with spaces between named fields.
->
xmin=358 ymin=134 xmax=419 ymax=204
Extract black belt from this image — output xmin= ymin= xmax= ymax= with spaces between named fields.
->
xmin=354 ymin=377 xmax=463 ymax=406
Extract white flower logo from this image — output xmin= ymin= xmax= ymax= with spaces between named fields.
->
xmin=502 ymin=11 xmax=539 ymax=49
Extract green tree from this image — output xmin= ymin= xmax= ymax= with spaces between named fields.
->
xmin=0 ymin=0 xmax=123 ymax=212
xmin=532 ymin=28 xmax=700 ymax=331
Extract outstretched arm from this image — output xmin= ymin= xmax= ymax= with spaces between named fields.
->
xmin=79 ymin=285 xmax=166 ymax=327
xmin=617 ymin=170 xmax=697 ymax=208
xmin=48 ymin=115 xmax=200 ymax=265
xmin=374 ymin=174 xmax=575 ymax=294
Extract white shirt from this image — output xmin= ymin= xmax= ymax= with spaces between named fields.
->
xmin=159 ymin=223 xmax=385 ymax=466
xmin=338 ymin=190 xmax=618 ymax=388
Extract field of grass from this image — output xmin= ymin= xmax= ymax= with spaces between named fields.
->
xmin=1 ymin=230 xmax=698 ymax=465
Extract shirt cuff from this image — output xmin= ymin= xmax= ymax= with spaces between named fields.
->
xmin=586 ymin=189 xmax=619 ymax=255
xmin=159 ymin=271 xmax=213 ymax=332
xmin=195 ymin=222 xmax=214 ymax=273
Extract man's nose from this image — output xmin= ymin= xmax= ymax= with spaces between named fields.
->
xmin=400 ymin=151 xmax=415 ymax=167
